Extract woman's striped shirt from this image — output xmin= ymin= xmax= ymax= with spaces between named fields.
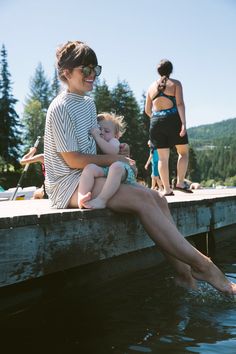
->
xmin=44 ymin=90 xmax=97 ymax=208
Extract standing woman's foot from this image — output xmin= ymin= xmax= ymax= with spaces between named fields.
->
xmin=162 ymin=189 xmax=174 ymax=196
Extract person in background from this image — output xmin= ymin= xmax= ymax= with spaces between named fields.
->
xmin=20 ymin=147 xmax=46 ymax=199
xmin=145 ymin=140 xmax=163 ymax=190
xmin=43 ymin=40 xmax=236 ymax=296
xmin=145 ymin=59 xmax=192 ymax=196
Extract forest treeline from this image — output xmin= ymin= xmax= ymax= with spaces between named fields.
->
xmin=188 ymin=119 xmax=236 ymax=186
xmin=0 ymin=44 xmax=235 ymax=189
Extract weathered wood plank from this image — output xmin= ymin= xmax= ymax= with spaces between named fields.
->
xmin=0 ymin=189 xmax=236 ymax=288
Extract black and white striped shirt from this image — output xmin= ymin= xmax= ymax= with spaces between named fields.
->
xmin=44 ymin=90 xmax=97 ymax=208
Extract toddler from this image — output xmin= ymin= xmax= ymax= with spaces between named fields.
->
xmin=78 ymin=113 xmax=136 ymax=209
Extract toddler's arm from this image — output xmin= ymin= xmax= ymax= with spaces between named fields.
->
xmin=90 ymin=127 xmax=120 ymax=154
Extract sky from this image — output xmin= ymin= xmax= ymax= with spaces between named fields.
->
xmin=0 ymin=0 xmax=236 ymax=128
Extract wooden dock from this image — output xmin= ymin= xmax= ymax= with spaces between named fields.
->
xmin=0 ymin=188 xmax=236 ymax=290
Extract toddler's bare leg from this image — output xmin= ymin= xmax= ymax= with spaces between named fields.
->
xmin=78 ymin=164 xmax=105 ymax=208
xmin=83 ymin=162 xmax=126 ymax=209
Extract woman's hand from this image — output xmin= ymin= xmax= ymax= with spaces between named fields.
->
xmin=20 ymin=147 xmax=37 ymax=165
xmin=179 ymin=124 xmax=186 ymax=137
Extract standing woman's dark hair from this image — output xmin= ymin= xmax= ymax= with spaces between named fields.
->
xmin=157 ymin=59 xmax=173 ymax=92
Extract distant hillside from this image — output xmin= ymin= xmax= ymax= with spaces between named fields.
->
xmin=188 ymin=117 xmax=236 ymax=146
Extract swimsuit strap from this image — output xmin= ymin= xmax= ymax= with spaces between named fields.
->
xmin=152 ymin=91 xmax=176 ymax=107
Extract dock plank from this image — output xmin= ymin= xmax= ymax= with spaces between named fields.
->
xmin=0 ymin=188 xmax=236 ymax=288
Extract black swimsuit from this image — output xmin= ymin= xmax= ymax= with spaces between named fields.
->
xmin=149 ymin=91 xmax=188 ymax=148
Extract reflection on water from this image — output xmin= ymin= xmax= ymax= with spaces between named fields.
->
xmin=1 ymin=240 xmax=236 ymax=354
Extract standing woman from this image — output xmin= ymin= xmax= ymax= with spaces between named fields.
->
xmin=44 ymin=41 xmax=236 ymax=296
xmin=145 ymin=59 xmax=192 ymax=196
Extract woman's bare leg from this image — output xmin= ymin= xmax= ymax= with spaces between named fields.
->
xmin=70 ymin=179 xmax=236 ymax=295
xmin=175 ymin=144 xmax=189 ymax=188
xmin=157 ymin=148 xmax=172 ymax=194
xmin=136 ymin=185 xmax=197 ymax=289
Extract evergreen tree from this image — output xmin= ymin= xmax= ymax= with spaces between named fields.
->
xmin=138 ymin=93 xmax=152 ymax=179
xmin=187 ymin=146 xmax=201 ymax=182
xmin=92 ymin=79 xmax=113 ymax=113
xmin=0 ymin=44 xmax=22 ymax=171
xmin=27 ymin=62 xmax=51 ymax=111
xmin=111 ymin=81 xmax=140 ymax=149
xmin=23 ymin=63 xmax=51 ymax=147
xmin=50 ymin=68 xmax=61 ymax=100
xmin=23 ymin=100 xmax=45 ymax=148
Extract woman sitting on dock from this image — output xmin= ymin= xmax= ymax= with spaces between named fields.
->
xmin=44 ymin=40 xmax=236 ymax=296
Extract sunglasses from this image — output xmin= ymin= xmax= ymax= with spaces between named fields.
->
xmin=79 ymin=65 xmax=102 ymax=77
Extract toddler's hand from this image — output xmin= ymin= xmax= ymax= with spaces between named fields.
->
xmin=126 ymin=157 xmax=138 ymax=176
xmin=90 ymin=126 xmax=101 ymax=138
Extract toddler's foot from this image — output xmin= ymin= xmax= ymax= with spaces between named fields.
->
xmin=83 ymin=196 xmax=107 ymax=209
xmin=78 ymin=192 xmax=92 ymax=209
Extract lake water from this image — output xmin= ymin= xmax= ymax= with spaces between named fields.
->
xmin=1 ymin=237 xmax=236 ymax=354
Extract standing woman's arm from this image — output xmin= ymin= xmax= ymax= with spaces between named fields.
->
xmin=145 ymin=90 xmax=153 ymax=118
xmin=175 ymin=81 xmax=187 ymax=137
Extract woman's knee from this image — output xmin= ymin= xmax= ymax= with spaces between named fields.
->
xmin=150 ymin=188 xmax=168 ymax=207
xmin=107 ymin=184 xmax=156 ymax=213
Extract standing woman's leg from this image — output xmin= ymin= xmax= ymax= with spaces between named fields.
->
xmin=175 ymin=144 xmax=189 ymax=188
xmin=157 ymin=148 xmax=171 ymax=194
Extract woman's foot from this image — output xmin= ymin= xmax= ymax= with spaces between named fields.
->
xmin=175 ymin=182 xmax=193 ymax=193
xmin=191 ymin=258 xmax=236 ymax=295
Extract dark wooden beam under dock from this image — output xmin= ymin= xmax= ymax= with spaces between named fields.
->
xmin=0 ymin=188 xmax=236 ymax=290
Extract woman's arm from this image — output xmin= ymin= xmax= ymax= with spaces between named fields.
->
xmin=60 ymin=151 xmax=130 ymax=169
xmin=145 ymin=91 xmax=153 ymax=118
xmin=20 ymin=148 xmax=44 ymax=165
xmin=175 ymin=81 xmax=187 ymax=137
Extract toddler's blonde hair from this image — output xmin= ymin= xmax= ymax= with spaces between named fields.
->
xmin=97 ymin=112 xmax=127 ymax=139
